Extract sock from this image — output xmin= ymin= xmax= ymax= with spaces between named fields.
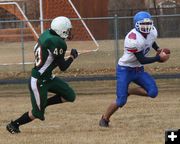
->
xmin=12 ymin=112 xmax=32 ymax=127
xmin=46 ymin=95 xmax=62 ymax=106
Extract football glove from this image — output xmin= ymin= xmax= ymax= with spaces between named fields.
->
xmin=70 ymin=48 xmax=78 ymax=59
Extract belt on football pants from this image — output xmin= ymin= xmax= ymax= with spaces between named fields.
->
xmin=118 ymin=65 xmax=144 ymax=72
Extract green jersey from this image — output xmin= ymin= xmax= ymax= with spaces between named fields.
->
xmin=32 ymin=29 xmax=67 ymax=80
xmin=28 ymin=30 xmax=76 ymax=120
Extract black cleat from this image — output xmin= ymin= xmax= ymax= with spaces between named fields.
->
xmin=99 ymin=116 xmax=109 ymax=127
xmin=6 ymin=121 xmax=21 ymax=134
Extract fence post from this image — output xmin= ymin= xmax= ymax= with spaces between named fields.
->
xmin=114 ymin=14 xmax=119 ymax=66
xmin=20 ymin=20 xmax=25 ymax=72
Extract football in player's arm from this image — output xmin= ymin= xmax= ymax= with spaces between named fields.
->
xmin=99 ymin=11 xmax=170 ymax=127
xmin=6 ymin=16 xmax=78 ymax=134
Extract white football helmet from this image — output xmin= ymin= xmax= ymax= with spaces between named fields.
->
xmin=51 ymin=16 xmax=72 ymax=39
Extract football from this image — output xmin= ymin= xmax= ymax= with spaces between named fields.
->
xmin=157 ymin=48 xmax=171 ymax=55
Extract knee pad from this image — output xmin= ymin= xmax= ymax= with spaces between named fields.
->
xmin=148 ymin=88 xmax=158 ymax=98
xmin=68 ymin=94 xmax=76 ymax=102
xmin=64 ymin=90 xmax=76 ymax=102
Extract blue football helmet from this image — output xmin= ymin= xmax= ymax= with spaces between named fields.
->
xmin=133 ymin=11 xmax=153 ymax=34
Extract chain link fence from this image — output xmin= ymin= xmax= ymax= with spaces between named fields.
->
xmin=0 ymin=3 xmax=180 ymax=79
xmin=0 ymin=15 xmax=179 ymax=76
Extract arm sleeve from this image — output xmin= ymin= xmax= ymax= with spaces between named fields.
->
xmin=152 ymin=42 xmax=160 ymax=51
xmin=134 ymin=50 xmax=160 ymax=65
xmin=55 ymin=56 xmax=73 ymax=71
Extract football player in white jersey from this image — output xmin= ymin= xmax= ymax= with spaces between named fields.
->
xmin=99 ymin=11 xmax=170 ymax=127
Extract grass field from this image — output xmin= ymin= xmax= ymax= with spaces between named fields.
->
xmin=0 ymin=37 xmax=179 ymax=143
xmin=0 ymin=79 xmax=180 ymax=144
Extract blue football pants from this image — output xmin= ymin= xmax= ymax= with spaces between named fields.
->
xmin=116 ymin=65 xmax=158 ymax=107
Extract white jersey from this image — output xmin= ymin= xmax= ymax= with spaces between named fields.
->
xmin=118 ymin=26 xmax=158 ymax=67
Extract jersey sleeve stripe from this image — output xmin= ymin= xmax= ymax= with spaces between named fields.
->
xmin=125 ymin=47 xmax=138 ymax=53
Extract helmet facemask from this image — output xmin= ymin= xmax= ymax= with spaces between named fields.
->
xmin=135 ymin=18 xmax=153 ymax=34
xmin=62 ymin=28 xmax=73 ymax=40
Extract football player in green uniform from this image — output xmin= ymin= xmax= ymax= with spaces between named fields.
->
xmin=6 ymin=16 xmax=78 ymax=134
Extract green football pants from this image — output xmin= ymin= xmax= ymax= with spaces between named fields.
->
xmin=29 ymin=76 xmax=76 ymax=120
